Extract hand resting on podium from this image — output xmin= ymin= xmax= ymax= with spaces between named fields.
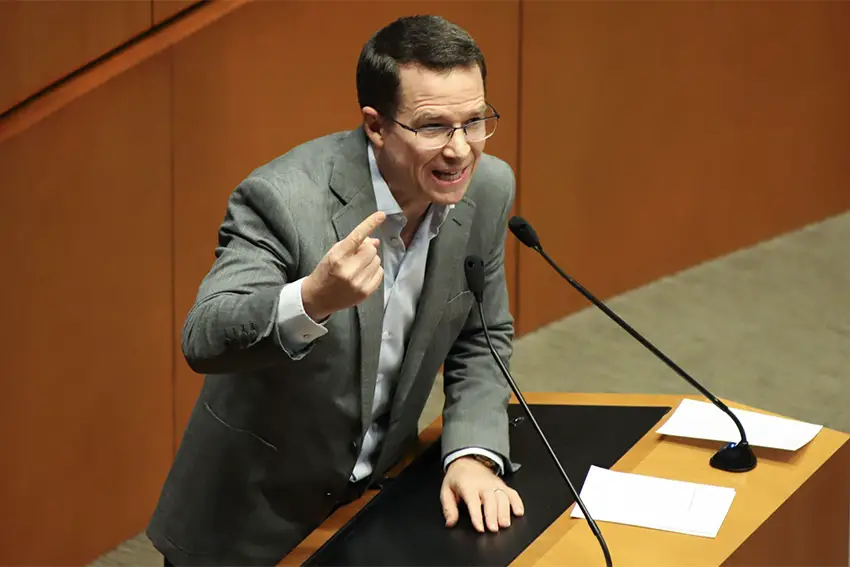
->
xmin=441 ymin=455 xmax=525 ymax=533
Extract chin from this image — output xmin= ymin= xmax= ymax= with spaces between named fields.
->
xmin=424 ymin=185 xmax=469 ymax=207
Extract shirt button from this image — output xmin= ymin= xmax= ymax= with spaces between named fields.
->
xmin=382 ymin=331 xmax=390 ymax=339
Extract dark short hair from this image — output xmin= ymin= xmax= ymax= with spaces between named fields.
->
xmin=356 ymin=15 xmax=487 ymax=119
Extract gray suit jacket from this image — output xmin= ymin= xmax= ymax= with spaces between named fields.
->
xmin=147 ymin=128 xmax=516 ymax=566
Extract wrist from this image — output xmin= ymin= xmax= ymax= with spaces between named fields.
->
xmin=449 ymin=454 xmax=499 ymax=474
xmin=301 ymin=275 xmax=330 ymax=322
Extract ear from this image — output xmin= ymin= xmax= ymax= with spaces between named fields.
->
xmin=361 ymin=107 xmax=386 ymax=148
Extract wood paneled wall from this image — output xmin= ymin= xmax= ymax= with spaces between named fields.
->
xmin=153 ymin=1 xmax=200 ymax=25
xmin=0 ymin=55 xmax=174 ymax=565
xmin=1 ymin=0 xmax=848 ymax=564
xmin=517 ymin=0 xmax=850 ymax=334
xmin=0 ymin=1 xmax=150 ymax=112
xmin=0 ymin=0 xmax=201 ymax=114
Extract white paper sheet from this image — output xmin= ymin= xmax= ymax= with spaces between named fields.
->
xmin=656 ymin=398 xmax=822 ymax=451
xmin=570 ymin=466 xmax=736 ymax=538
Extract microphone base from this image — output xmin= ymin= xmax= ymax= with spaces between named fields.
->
xmin=710 ymin=441 xmax=757 ymax=472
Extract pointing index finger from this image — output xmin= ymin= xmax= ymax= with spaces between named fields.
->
xmin=343 ymin=211 xmax=386 ymax=251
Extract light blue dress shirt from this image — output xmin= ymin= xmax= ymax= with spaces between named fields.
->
xmin=274 ymin=143 xmax=504 ymax=481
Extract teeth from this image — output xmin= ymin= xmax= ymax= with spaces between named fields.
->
xmin=434 ymin=169 xmax=462 ymax=181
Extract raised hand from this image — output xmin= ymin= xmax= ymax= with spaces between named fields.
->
xmin=301 ymin=211 xmax=387 ymax=321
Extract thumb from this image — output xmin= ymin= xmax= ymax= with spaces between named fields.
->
xmin=441 ymin=483 xmax=459 ymax=527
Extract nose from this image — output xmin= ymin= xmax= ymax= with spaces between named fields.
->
xmin=442 ymin=129 xmax=471 ymax=160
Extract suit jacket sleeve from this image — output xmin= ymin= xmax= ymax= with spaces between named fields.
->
xmin=440 ymin=168 xmax=517 ymax=471
xmin=181 ymin=175 xmax=316 ymax=375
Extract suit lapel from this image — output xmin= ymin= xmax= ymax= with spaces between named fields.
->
xmin=329 ymin=130 xmax=383 ymax=436
xmin=388 ymin=197 xmax=475 ymax=423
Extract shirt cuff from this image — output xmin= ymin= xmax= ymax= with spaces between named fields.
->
xmin=274 ymin=278 xmax=328 ymax=354
xmin=443 ymin=447 xmax=505 ymax=476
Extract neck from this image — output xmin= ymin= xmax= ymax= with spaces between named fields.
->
xmin=393 ymin=191 xmax=430 ymax=226
xmin=394 ymin=191 xmax=431 ymax=244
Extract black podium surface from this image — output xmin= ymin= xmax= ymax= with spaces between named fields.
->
xmin=305 ymin=404 xmax=671 ymax=566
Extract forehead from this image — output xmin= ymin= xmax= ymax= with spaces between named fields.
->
xmin=396 ymin=64 xmax=486 ymax=118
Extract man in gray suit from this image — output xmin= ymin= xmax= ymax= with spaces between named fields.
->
xmin=148 ymin=14 xmax=524 ymax=566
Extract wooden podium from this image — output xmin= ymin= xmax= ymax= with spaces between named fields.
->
xmin=282 ymin=393 xmax=850 ymax=567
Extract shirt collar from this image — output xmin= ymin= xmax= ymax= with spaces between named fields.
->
xmin=367 ymin=143 xmax=454 ymax=236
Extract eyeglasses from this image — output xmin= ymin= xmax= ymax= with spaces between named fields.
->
xmin=388 ymin=104 xmax=500 ymax=150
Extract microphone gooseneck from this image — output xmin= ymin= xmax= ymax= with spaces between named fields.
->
xmin=507 ymin=216 xmax=757 ymax=473
xmin=463 ymin=255 xmax=613 ymax=567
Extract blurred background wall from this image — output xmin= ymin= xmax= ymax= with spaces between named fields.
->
xmin=1 ymin=1 xmax=848 ymax=564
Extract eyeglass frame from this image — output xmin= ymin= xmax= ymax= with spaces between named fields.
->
xmin=385 ymin=104 xmax=500 ymax=148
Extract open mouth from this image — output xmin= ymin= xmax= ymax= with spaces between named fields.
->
xmin=432 ymin=165 xmax=468 ymax=184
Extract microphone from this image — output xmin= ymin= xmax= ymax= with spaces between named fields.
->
xmin=463 ymin=255 xmax=613 ymax=567
xmin=507 ymin=216 xmax=757 ymax=473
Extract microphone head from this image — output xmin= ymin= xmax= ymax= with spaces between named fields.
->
xmin=508 ymin=216 xmax=540 ymax=248
xmin=463 ymin=255 xmax=485 ymax=303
